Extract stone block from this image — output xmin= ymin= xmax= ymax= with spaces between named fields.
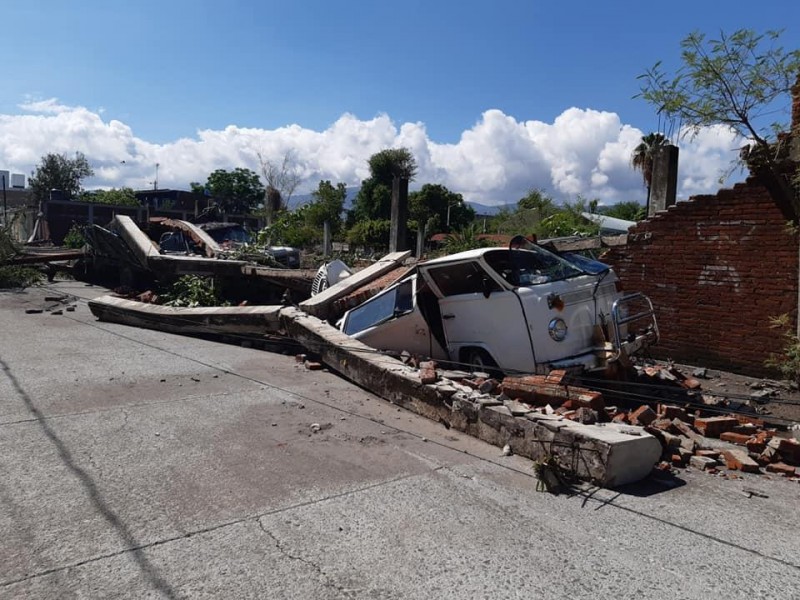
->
xmin=690 ymin=455 xmax=718 ymax=470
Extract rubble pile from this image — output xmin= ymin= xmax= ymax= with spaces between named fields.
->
xmin=417 ymin=361 xmax=800 ymax=482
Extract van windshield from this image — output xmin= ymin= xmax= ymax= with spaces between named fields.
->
xmin=483 ymin=248 xmax=584 ymax=286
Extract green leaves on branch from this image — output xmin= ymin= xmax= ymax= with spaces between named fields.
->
xmin=29 ymin=152 xmax=94 ymax=202
xmin=636 ymin=29 xmax=800 ymax=146
xmin=79 ymin=187 xmax=139 ymax=206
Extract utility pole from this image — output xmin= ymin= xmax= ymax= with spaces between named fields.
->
xmin=154 ymin=163 xmax=160 ymax=191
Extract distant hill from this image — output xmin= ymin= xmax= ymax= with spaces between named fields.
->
xmin=289 ymin=189 xmax=513 ymax=217
xmin=466 ymin=201 xmax=515 ymax=216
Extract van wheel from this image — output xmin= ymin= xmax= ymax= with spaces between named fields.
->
xmin=463 ymin=348 xmax=500 ymax=377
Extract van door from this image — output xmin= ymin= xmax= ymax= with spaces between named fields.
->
xmin=420 ymin=260 xmax=536 ymax=373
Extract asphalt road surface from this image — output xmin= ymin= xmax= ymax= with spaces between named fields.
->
xmin=2 ymin=280 xmax=800 ymax=599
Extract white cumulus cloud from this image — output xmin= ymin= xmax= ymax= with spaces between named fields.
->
xmin=0 ymin=98 xmax=743 ymax=207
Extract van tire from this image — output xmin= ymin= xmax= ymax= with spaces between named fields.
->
xmin=463 ymin=347 xmax=500 ymax=377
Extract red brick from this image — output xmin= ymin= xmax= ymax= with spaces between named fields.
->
xmin=694 ymin=416 xmax=738 ymax=438
xmin=630 ymin=405 xmax=657 ymax=426
xmin=659 ymin=405 xmax=690 ymax=422
xmin=721 ymin=449 xmax=761 ymax=473
xmin=695 ymin=449 xmax=721 ymax=460
xmin=719 ymin=432 xmax=752 ymax=445
xmin=745 ymin=438 xmax=767 ymax=454
xmin=772 ymin=438 xmax=800 ymax=466
xmin=765 ymin=462 xmax=797 ymax=476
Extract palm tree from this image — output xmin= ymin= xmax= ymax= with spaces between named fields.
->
xmin=631 ymin=133 xmax=668 ymax=211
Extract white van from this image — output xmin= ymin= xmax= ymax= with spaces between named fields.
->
xmin=338 ymin=245 xmax=657 ymax=375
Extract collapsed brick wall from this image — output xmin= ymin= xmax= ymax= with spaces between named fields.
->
xmin=604 ymin=180 xmax=798 ymax=377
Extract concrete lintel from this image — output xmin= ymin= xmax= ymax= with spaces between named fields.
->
xmin=88 ymin=295 xmax=283 ymax=336
xmin=299 ymin=251 xmax=411 ymax=320
xmin=111 ymin=215 xmax=160 ymax=269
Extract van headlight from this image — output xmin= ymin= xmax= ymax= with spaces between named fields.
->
xmin=548 ymin=318 xmax=568 ymax=341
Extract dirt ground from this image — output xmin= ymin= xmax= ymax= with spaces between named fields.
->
xmin=670 ymin=361 xmax=800 ymax=425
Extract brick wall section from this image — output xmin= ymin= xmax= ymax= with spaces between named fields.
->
xmin=604 ymin=179 xmax=798 ymax=377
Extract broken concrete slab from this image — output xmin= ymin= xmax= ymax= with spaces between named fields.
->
xmin=299 ymin=251 xmax=411 ymax=320
xmin=88 ymin=295 xmax=282 ymax=336
xmin=110 ymin=215 xmax=160 ymax=269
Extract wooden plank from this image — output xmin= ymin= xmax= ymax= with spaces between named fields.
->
xmin=5 ymin=249 xmax=84 ymax=265
xmin=299 ymin=251 xmax=411 ymax=320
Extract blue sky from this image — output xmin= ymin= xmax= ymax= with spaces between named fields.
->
xmin=1 ymin=0 xmax=799 ymax=205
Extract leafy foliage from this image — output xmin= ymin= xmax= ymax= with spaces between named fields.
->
xmin=259 ymin=180 xmax=347 ymax=249
xmin=766 ymin=314 xmax=800 ymax=382
xmin=200 ymin=168 xmax=265 ymax=213
xmin=492 ymin=189 xmax=572 ymax=237
xmin=637 ymin=29 xmax=800 ymax=148
xmin=29 ymin=152 xmax=94 ymax=202
xmin=441 ymin=225 xmax=491 ymax=254
xmin=62 ymin=224 xmax=86 ymax=249
xmin=537 ymin=198 xmax=601 ymax=238
xmin=263 ymin=205 xmax=319 ymax=248
xmin=599 ymin=201 xmax=646 ymax=222
xmin=409 ymin=183 xmax=475 ymax=234
xmin=346 ymin=219 xmax=392 ymax=249
xmin=160 ymin=275 xmax=227 ymax=308
xmin=350 ymin=148 xmax=417 ymax=224
xmin=79 ymin=187 xmax=139 ymax=206
xmin=631 ymin=133 xmax=668 ymax=197
xmin=0 ymin=224 xmax=41 ymax=288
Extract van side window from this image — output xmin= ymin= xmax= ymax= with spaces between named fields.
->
xmin=426 ymin=262 xmax=500 ymax=297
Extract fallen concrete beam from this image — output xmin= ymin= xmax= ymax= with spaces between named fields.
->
xmin=88 ymin=295 xmax=282 ymax=336
xmin=110 ymin=215 xmax=160 ymax=269
xmin=241 ymin=265 xmax=317 ymax=295
xmin=279 ymin=306 xmax=660 ymax=487
xmin=87 ymin=296 xmax=661 ymax=487
xmin=160 ymin=219 xmax=221 ymax=258
xmin=299 ymin=251 xmax=411 ymax=320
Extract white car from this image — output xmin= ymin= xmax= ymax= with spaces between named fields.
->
xmin=339 ymin=245 xmax=657 ymax=375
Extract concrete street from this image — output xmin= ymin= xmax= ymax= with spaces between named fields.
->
xmin=2 ymin=280 xmax=800 ymax=599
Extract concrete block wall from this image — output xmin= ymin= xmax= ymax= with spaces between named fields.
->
xmin=604 ymin=180 xmax=798 ymax=377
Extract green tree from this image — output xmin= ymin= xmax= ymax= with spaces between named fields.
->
xmin=599 ymin=201 xmax=646 ymax=222
xmin=80 ymin=187 xmax=139 ymax=206
xmin=202 ymin=168 xmax=265 ymax=213
xmin=636 ymin=29 xmax=800 ymax=212
xmin=305 ymin=180 xmax=347 ymax=235
xmin=491 ymin=188 xmax=558 ymax=235
xmin=408 ymin=183 xmax=474 ymax=234
xmin=346 ymin=219 xmax=392 ymax=249
xmin=537 ymin=197 xmax=601 ymax=238
xmin=350 ymin=148 xmax=417 ymax=223
xmin=630 ymin=132 xmax=668 ymax=206
xmin=29 ymin=152 xmax=94 ymax=202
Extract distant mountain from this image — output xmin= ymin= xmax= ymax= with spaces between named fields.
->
xmin=287 ymin=187 xmax=359 ymax=210
xmin=288 ymin=190 xmax=512 ymax=216
xmin=466 ymin=201 xmax=515 ymax=216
